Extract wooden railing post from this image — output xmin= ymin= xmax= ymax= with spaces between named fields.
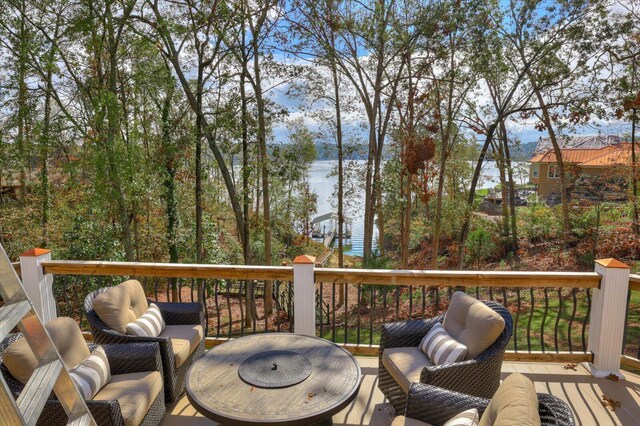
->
xmin=585 ymin=258 xmax=630 ymax=379
xmin=19 ymin=248 xmax=57 ymax=323
xmin=293 ymin=255 xmax=316 ymax=336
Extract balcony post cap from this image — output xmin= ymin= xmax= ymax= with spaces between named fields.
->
xmin=293 ymin=255 xmax=316 ymax=264
xmin=20 ymin=248 xmax=51 ymax=257
xmin=595 ymin=258 xmax=629 ymax=269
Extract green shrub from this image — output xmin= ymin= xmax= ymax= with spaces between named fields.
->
xmin=363 ymin=250 xmax=394 ymax=269
xmin=437 ymin=196 xmax=469 ymax=240
xmin=62 ymin=212 xmax=125 ymax=261
xmin=465 ymin=228 xmax=496 ymax=268
xmin=409 ymin=218 xmax=429 ymax=251
xmin=519 ymin=200 xmax=559 ymax=243
xmin=570 ymin=207 xmax=597 ymax=239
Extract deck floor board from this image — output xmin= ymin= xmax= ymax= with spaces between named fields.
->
xmin=161 ymin=358 xmax=640 ymax=426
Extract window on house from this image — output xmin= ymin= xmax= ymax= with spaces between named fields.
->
xmin=548 ymin=164 xmax=560 ymax=178
xmin=532 ymin=164 xmax=539 ymax=178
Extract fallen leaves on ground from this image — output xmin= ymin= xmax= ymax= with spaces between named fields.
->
xmin=607 ymin=373 xmax=620 ymax=382
xmin=601 ymin=395 xmax=621 ymax=411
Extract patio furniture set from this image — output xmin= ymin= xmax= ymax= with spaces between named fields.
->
xmin=0 ymin=279 xmax=575 ymax=426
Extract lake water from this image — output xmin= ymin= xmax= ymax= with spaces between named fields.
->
xmin=307 ymin=160 xmax=528 ymax=257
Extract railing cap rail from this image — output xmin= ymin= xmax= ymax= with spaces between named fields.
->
xmin=629 ymin=273 xmax=640 ymax=291
xmin=41 ymin=260 xmax=602 ymax=288
xmin=42 ymin=260 xmax=294 ymax=280
xmin=315 ymin=268 xmax=601 ymax=288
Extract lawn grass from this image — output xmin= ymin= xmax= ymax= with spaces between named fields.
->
xmin=316 ymin=286 xmax=595 ymax=353
xmin=317 ymin=287 xmax=640 ymax=359
xmin=624 ymin=289 xmax=640 ymax=358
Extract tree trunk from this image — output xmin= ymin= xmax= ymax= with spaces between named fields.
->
xmin=401 ymin=53 xmax=415 ymax=270
xmin=161 ymin=80 xmax=179 ymax=300
xmin=492 ymin=138 xmax=510 ymax=239
xmin=431 ymin=148 xmax=447 ymax=268
xmin=240 ymin=41 xmax=252 ymax=262
xmin=39 ymin=63 xmax=52 ymax=247
xmin=362 ymin=15 xmax=386 ymax=262
xmin=632 ymin=106 xmax=638 ymax=235
xmin=375 ymin=164 xmax=384 ymax=256
xmin=106 ymin=7 xmax=134 ymax=261
xmin=431 ymin=43 xmax=456 ymax=269
xmin=148 ymin=2 xmax=247 ymax=258
xmin=371 ymin=84 xmax=401 ymax=261
xmin=194 ymin=35 xmax=208 ymax=304
xmin=16 ymin=11 xmax=28 ymax=196
xmin=528 ymin=83 xmax=571 ymax=237
xmin=500 ymin=120 xmax=519 ymax=259
xmin=457 ymin=54 xmax=536 ymax=268
xmin=363 ymin=125 xmax=376 ymax=261
xmin=252 ymin=37 xmax=273 ymax=315
xmin=195 ymin=65 xmax=204 ymax=264
xmin=630 ymin=54 xmax=638 ymax=235
xmin=458 ymin=124 xmax=499 ymax=268
xmin=329 ymin=30 xmax=344 ymax=270
xmin=402 ymin=173 xmax=411 ymax=269
xmin=243 ymin=14 xmax=254 ymax=332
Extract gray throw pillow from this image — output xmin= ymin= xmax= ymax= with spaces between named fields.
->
xmin=419 ymin=322 xmax=468 ymax=365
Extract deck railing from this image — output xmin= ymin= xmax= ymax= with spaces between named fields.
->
xmin=313 ymin=272 xmax=598 ymax=361
xmin=623 ymin=273 xmax=640 ymax=370
xmin=41 ymin=261 xmax=295 ymax=338
xmin=11 ymin=250 xmax=638 ymax=377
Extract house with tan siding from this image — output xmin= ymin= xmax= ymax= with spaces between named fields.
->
xmin=529 ymin=136 xmax=637 ymax=201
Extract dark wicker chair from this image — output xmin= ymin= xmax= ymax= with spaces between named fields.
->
xmin=85 ymin=288 xmax=205 ymax=403
xmin=0 ymin=334 xmax=165 ymax=426
xmin=379 ymin=300 xmax=513 ymax=413
xmin=401 ymin=382 xmax=574 ymax=426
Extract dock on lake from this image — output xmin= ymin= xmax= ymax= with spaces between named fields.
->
xmin=311 ymin=212 xmax=353 ymax=248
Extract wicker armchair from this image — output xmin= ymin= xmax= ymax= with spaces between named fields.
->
xmin=379 ymin=299 xmax=513 ymax=413
xmin=400 ymin=380 xmax=574 ymax=426
xmin=0 ymin=334 xmax=165 ymax=426
xmin=85 ymin=286 xmax=205 ymax=403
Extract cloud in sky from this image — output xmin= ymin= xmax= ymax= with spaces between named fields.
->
xmin=262 ymin=1 xmax=635 ymax=148
xmin=266 ymin=61 xmax=631 ymax=149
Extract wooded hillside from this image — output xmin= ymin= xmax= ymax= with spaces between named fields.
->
xmin=0 ymin=0 xmax=638 ymax=273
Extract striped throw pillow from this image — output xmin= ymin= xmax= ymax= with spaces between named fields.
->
xmin=419 ymin=322 xmax=467 ymax=365
xmin=443 ymin=408 xmax=479 ymax=426
xmin=69 ymin=346 xmax=111 ymax=399
xmin=126 ymin=303 xmax=165 ymax=337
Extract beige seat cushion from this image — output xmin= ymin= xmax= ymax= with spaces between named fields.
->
xmin=93 ymin=371 xmax=163 ymax=426
xmin=160 ymin=324 xmax=203 ymax=368
xmin=382 ymin=347 xmax=433 ymax=393
xmin=392 ymin=409 xmax=479 ymax=426
xmin=391 ymin=416 xmax=432 ymax=426
xmin=478 ymin=373 xmax=541 ymax=426
xmin=4 ymin=317 xmax=90 ymax=384
xmin=93 ymin=280 xmax=149 ymax=334
xmin=442 ymin=292 xmax=505 ymax=359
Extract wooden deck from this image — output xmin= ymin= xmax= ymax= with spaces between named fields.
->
xmin=162 ymin=357 xmax=640 ymax=426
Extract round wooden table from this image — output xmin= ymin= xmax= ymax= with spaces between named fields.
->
xmin=186 ymin=333 xmax=362 ymax=425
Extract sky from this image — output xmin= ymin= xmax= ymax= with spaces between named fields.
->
xmin=263 ymin=0 xmax=634 ymax=149
xmin=265 ymin=64 xmax=631 ymax=150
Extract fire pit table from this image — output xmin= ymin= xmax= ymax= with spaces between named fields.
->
xmin=186 ymin=333 xmax=362 ymax=425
